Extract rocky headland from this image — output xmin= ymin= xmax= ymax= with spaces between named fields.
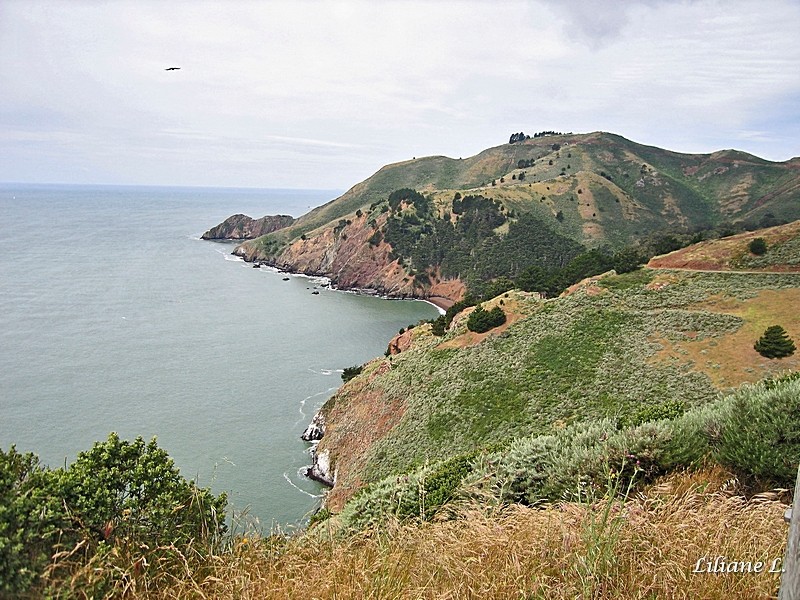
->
xmin=206 ymin=132 xmax=800 ymax=309
xmin=201 ymin=213 xmax=295 ymax=240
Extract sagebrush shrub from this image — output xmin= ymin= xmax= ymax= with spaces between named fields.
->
xmin=714 ymin=379 xmax=800 ymax=486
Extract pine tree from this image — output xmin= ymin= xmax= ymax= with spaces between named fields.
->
xmin=749 ymin=237 xmax=767 ymax=255
xmin=754 ymin=325 xmax=796 ymax=359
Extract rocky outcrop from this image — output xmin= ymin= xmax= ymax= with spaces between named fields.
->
xmin=386 ymin=329 xmax=416 ymax=355
xmin=201 ymin=214 xmax=294 ymax=240
xmin=301 ymin=411 xmax=325 ymax=441
xmin=305 ymin=447 xmax=335 ymax=487
xmin=299 ymin=360 xmax=409 ymax=510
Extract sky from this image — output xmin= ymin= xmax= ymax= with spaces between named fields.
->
xmin=1 ymin=0 xmax=799 ymax=190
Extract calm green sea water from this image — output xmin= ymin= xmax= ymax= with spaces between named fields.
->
xmin=0 ymin=184 xmax=439 ymax=528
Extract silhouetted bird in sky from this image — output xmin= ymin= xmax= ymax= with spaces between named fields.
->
xmin=165 ymin=67 xmax=180 ymax=71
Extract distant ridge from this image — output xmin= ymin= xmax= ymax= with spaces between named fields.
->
xmin=205 ymin=131 xmax=800 ymax=305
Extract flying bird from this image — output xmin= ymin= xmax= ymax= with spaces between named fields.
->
xmin=165 ymin=67 xmax=180 ymax=71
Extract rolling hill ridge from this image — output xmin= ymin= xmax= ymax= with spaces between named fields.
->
xmin=219 ymin=131 xmax=800 ymax=305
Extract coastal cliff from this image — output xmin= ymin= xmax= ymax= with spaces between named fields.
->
xmin=201 ymin=213 xmax=294 ymax=240
xmin=233 ymin=210 xmax=465 ymax=307
xmin=300 ymin=224 xmax=800 ymax=509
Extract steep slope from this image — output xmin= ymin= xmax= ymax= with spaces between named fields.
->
xmin=307 ymin=264 xmax=800 ymax=510
xmin=228 ymin=132 xmax=800 ymax=304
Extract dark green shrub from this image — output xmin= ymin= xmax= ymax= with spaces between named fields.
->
xmin=611 ymin=248 xmax=645 ymax=274
xmin=307 ymin=507 xmax=332 ymax=528
xmin=619 ymin=399 xmax=686 ymax=429
xmin=430 ymin=315 xmax=447 ymax=336
xmin=0 ymin=434 xmax=227 ymax=596
xmin=342 ymin=365 xmax=363 ymax=382
xmin=749 ymin=237 xmax=768 ymax=255
xmin=444 ymin=299 xmax=476 ymax=328
xmin=715 ymin=380 xmax=800 ymax=486
xmin=419 ymin=455 xmax=474 ymax=519
xmin=764 ymin=371 xmax=800 ymax=390
xmin=466 ymin=305 xmax=506 ymax=333
xmin=60 ymin=434 xmax=226 ymax=546
xmin=0 ymin=447 xmax=64 ymax=595
xmin=754 ymin=325 xmax=796 ymax=358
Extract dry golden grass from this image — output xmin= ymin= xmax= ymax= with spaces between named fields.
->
xmin=650 ymin=288 xmax=800 ymax=388
xmin=61 ymin=468 xmax=787 ymax=599
xmin=647 ymin=220 xmax=800 ymax=272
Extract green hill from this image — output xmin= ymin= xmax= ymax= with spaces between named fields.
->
xmin=232 ymin=132 xmax=800 ymax=303
xmin=312 ymin=265 xmax=800 ymax=510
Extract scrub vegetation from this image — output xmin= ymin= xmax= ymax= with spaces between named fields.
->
xmin=321 ymin=270 xmax=800 ymax=495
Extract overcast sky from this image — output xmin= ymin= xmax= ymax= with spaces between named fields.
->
xmin=1 ymin=0 xmax=799 ymax=189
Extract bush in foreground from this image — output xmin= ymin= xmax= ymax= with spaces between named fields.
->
xmin=334 ymin=375 xmax=800 ymax=532
xmin=74 ymin=469 xmax=787 ymax=599
xmin=0 ymin=433 xmax=227 ymax=596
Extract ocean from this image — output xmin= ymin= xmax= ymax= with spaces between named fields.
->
xmin=0 ymin=183 xmax=440 ymax=528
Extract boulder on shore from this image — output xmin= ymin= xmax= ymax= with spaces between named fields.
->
xmin=301 ymin=411 xmax=326 ymax=442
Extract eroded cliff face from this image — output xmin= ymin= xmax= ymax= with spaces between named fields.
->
xmin=234 ymin=212 xmax=466 ymax=306
xmin=201 ymin=214 xmax=295 ymax=240
xmin=307 ymin=359 xmax=408 ymax=511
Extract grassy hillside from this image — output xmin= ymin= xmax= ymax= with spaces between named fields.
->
xmin=233 ymin=132 xmax=800 ymax=304
xmin=316 ymin=268 xmax=800 ymax=508
xmin=244 ymin=131 xmax=800 ymax=256
xmin=649 ymin=219 xmax=800 ymax=271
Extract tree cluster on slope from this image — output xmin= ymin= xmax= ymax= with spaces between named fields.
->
xmin=378 ymin=188 xmax=655 ymax=301
xmin=466 ymin=304 xmax=507 ymax=333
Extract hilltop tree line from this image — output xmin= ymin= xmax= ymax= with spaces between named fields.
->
xmin=509 ymin=130 xmax=572 ymax=143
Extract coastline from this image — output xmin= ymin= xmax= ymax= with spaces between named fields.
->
xmin=232 ymin=248 xmax=452 ymax=314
